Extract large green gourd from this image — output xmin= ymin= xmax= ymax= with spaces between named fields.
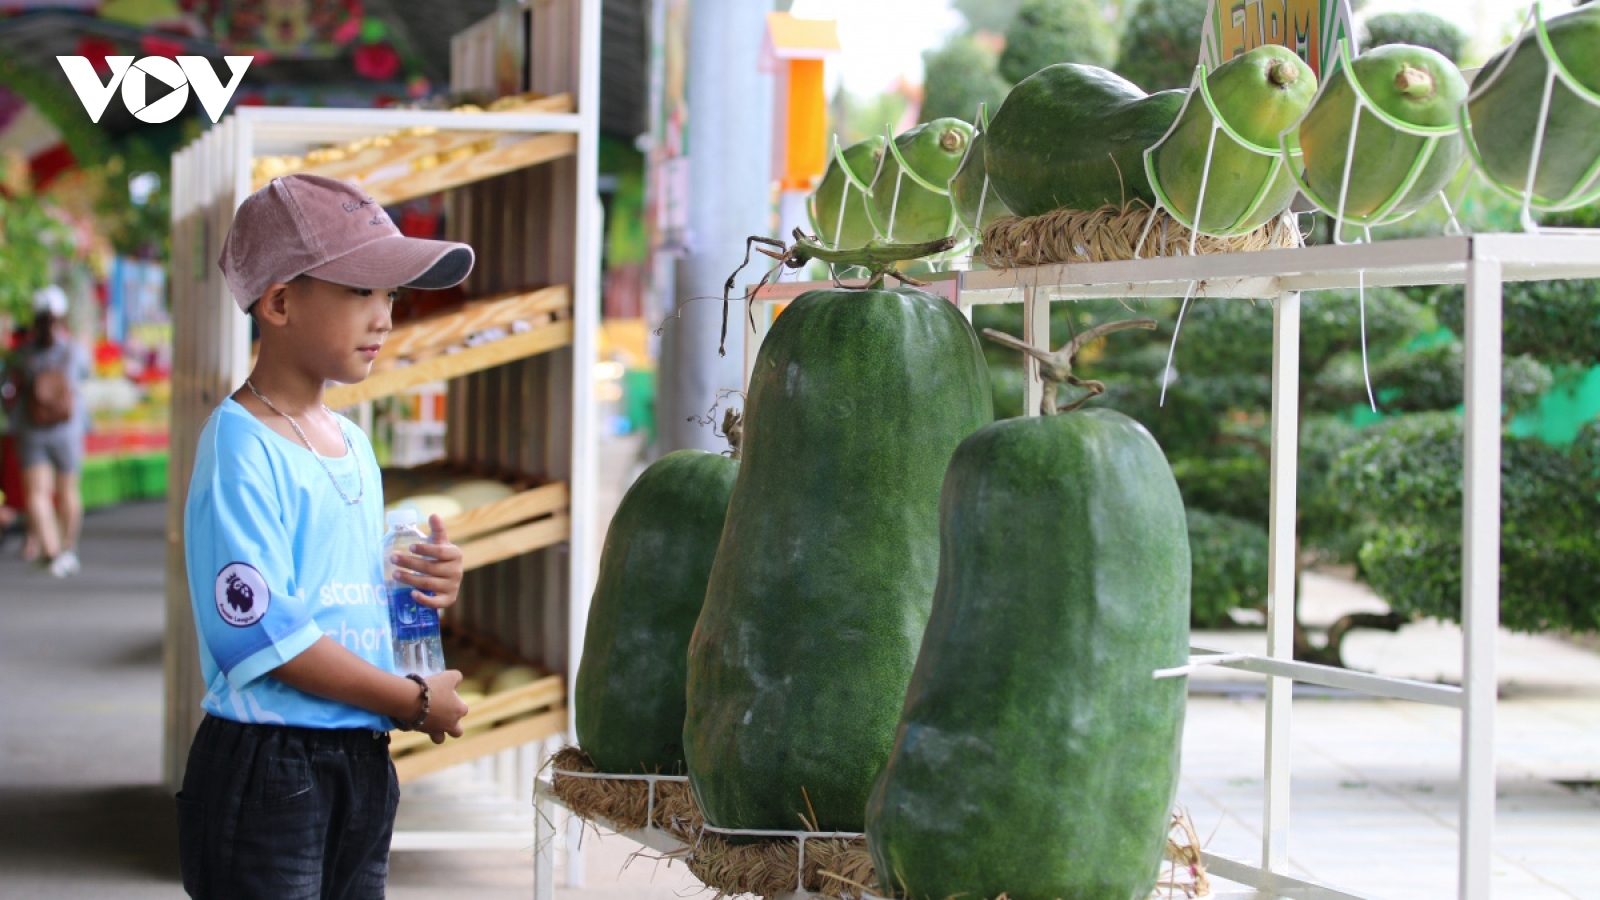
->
xmin=986 ymin=64 xmax=1186 ymax=216
xmin=948 ymin=106 xmax=1011 ymax=236
xmin=1467 ymin=3 xmax=1600 ymax=209
xmin=1151 ymin=44 xmax=1316 ymax=234
xmin=574 ymin=448 xmax=739 ymax=774
xmin=867 ymin=326 xmax=1189 ymax=900
xmin=867 ymin=118 xmax=973 ymax=242
xmin=1297 ymin=43 xmax=1467 ymax=221
xmin=684 ymin=287 xmax=993 ymax=833
xmin=811 ymin=135 xmax=887 ymax=249
xmin=867 ymin=411 xmax=1189 ymax=899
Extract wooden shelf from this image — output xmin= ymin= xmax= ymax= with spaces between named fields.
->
xmin=380 ymin=285 xmax=570 ymax=366
xmin=395 ymin=706 xmax=566 ymax=783
xmin=252 ymin=92 xmax=579 ymax=205
xmin=460 ymin=513 xmax=571 ymax=571
xmin=444 ymin=480 xmax=568 ymax=541
xmin=358 ymin=132 xmax=577 ymax=205
xmin=325 ymin=315 xmax=573 ymax=408
xmin=391 ymin=669 xmax=564 ymax=755
xmin=453 ymin=479 xmax=572 ymax=573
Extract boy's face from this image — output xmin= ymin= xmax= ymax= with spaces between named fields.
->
xmin=264 ymin=276 xmax=396 ymax=384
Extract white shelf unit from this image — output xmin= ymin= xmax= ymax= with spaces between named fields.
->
xmin=163 ymin=0 xmax=601 ymax=855
xmin=747 ymin=232 xmax=1600 ymax=900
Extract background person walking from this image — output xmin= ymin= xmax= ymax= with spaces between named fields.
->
xmin=5 ymin=285 xmax=91 ymax=576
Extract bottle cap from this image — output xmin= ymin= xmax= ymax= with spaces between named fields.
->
xmin=386 ymin=507 xmax=419 ymax=528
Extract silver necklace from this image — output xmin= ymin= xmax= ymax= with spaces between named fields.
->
xmin=245 ymin=379 xmax=365 ymax=506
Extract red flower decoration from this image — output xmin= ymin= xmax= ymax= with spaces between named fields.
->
xmin=333 ymin=16 xmax=362 ymax=45
xmin=140 ymin=34 xmax=186 ymax=60
xmin=353 ymin=41 xmax=401 ymax=81
xmin=75 ymin=37 xmax=118 ymax=73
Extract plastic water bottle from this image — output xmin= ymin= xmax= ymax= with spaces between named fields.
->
xmin=383 ymin=509 xmax=445 ymax=677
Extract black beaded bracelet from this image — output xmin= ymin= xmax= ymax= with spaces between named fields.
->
xmin=390 ymin=673 xmax=430 ymax=732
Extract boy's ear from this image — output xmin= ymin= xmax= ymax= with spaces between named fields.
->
xmin=255 ymin=282 xmax=294 ymax=326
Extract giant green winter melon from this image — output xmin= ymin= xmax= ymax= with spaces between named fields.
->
xmin=867 ymin=367 xmax=1189 ymax=900
xmin=574 ymin=448 xmax=739 ymax=774
xmin=811 ymin=135 xmax=886 ymax=249
xmin=986 ymin=64 xmax=1187 ymax=216
xmin=948 ymin=105 xmax=1011 ymax=236
xmin=1150 ymin=44 xmax=1316 ymax=234
xmin=866 ymin=118 xmax=973 ymax=243
xmin=1466 ymin=2 xmax=1600 ymax=209
xmin=1297 ymin=43 xmax=1467 ymax=222
xmin=684 ymin=286 xmax=993 ymax=833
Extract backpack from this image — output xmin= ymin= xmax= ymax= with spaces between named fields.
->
xmin=25 ymin=361 xmax=74 ymax=427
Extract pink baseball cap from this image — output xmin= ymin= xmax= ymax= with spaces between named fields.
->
xmin=219 ymin=173 xmax=474 ymax=312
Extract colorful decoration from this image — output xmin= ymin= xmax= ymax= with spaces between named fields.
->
xmin=139 ymin=34 xmax=188 ymax=59
xmin=74 ymin=37 xmax=119 ymax=74
xmin=215 ymin=0 xmax=349 ymax=58
xmin=353 ymin=41 xmax=400 ymax=81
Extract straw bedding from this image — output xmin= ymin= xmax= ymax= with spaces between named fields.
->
xmin=978 ymin=203 xmax=1302 ymax=269
xmin=548 ymin=746 xmax=697 ymax=838
xmin=550 ymin=749 xmax=1207 ymax=899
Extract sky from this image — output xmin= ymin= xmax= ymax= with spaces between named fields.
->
xmin=790 ymin=0 xmax=1554 ymax=97
xmin=788 ymin=0 xmax=965 ymax=96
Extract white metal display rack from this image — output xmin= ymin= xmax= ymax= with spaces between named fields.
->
xmin=747 ymin=231 xmax=1600 ymax=900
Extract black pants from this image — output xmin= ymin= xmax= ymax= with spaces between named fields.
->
xmin=176 ymin=714 xmax=400 ymax=899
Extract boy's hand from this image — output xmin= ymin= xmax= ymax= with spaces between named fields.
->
xmin=421 ymin=669 xmax=469 ymax=744
xmin=390 ymin=514 xmax=465 ymax=610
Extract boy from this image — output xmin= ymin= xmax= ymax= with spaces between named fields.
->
xmin=178 ymin=173 xmax=475 ymax=899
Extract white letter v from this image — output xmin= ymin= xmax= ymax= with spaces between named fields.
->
xmin=179 ymin=56 xmax=253 ymax=124
xmin=57 ymin=57 xmax=133 ymax=123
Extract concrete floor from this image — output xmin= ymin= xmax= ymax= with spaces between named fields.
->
xmin=2 ymin=480 xmax=1597 ymax=898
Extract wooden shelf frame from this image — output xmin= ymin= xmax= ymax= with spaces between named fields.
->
xmin=390 ymin=669 xmax=566 ymax=777
xmin=252 ymin=93 xmax=575 ymax=190
xmin=382 ymin=285 xmax=571 ymax=365
xmin=396 ymin=706 xmax=567 ymax=782
xmin=324 ymin=315 xmax=573 ymax=408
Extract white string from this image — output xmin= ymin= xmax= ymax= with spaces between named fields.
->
xmin=887 ymin=167 xmax=905 ymax=242
xmin=1160 ymin=280 xmax=1200 ymax=408
xmin=1520 ymin=65 xmax=1560 ymax=233
xmin=1334 ymin=81 xmax=1364 ymax=244
xmin=1187 ymin=118 xmax=1222 ymax=255
xmin=1358 ymin=269 xmax=1377 ymax=412
xmin=834 ymin=179 xmax=851 ymax=248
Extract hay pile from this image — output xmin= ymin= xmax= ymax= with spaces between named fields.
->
xmin=1154 ymin=808 xmax=1212 ymax=898
xmin=551 ymin=747 xmax=1204 ymax=900
xmin=549 ymin=746 xmax=876 ymax=898
xmin=685 ymin=828 xmax=876 ymax=900
xmin=547 ymin=746 xmax=697 ymax=839
xmin=978 ymin=204 xmax=1302 ymax=269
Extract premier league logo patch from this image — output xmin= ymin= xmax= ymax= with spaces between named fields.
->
xmin=215 ymin=562 xmax=270 ymax=627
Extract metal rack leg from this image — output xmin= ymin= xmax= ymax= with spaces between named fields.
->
xmin=535 ymin=788 xmax=554 ymax=900
xmin=1022 ymin=284 xmax=1046 ymax=417
xmin=1459 ymin=257 xmax=1501 ymax=900
xmin=1263 ymin=290 xmax=1302 ymax=873
xmin=566 ymin=814 xmax=586 ymax=888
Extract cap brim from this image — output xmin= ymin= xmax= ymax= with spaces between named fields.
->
xmin=304 ymin=234 xmax=474 ymax=292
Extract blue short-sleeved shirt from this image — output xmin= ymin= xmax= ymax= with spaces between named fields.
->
xmin=184 ymin=397 xmax=394 ymax=730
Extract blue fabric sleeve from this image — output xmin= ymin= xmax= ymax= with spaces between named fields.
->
xmin=190 ymin=424 xmax=325 ymax=691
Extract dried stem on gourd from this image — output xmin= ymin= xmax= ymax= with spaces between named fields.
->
xmin=983 ymin=318 xmax=1158 ymax=415
xmin=719 ymin=230 xmax=960 ymax=355
xmin=722 ymin=408 xmax=744 ymax=460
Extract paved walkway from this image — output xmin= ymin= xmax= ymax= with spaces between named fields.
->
xmin=1 ymin=500 xmax=1596 ymax=899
